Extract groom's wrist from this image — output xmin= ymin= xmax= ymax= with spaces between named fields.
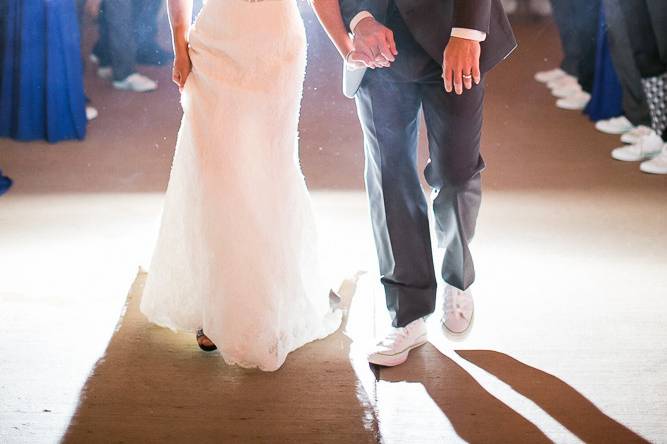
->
xmin=350 ymin=11 xmax=374 ymax=33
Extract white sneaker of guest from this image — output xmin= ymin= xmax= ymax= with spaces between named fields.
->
xmin=552 ymin=82 xmax=582 ymax=99
xmin=556 ymin=91 xmax=591 ymax=110
xmin=547 ymin=74 xmax=577 ymax=90
xmin=442 ymin=285 xmax=474 ymax=335
xmin=595 ymin=116 xmax=634 ymax=135
xmin=112 ymin=73 xmax=158 ymax=92
xmin=640 ymin=144 xmax=667 ymax=174
xmin=86 ymin=106 xmax=98 ymax=121
xmin=535 ymin=67 xmax=565 ymax=84
xmin=611 ymin=130 xmax=663 ymax=161
xmin=367 ymin=318 xmax=428 ymax=367
xmin=621 ymin=125 xmax=653 ymax=145
xmin=501 ymin=0 xmax=518 ymax=14
xmin=97 ymin=66 xmax=113 ymax=81
xmin=529 ymin=0 xmax=552 ymax=16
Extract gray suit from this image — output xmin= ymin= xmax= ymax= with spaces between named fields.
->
xmin=339 ymin=0 xmax=516 ymax=327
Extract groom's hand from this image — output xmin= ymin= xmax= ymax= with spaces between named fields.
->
xmin=353 ymin=17 xmax=398 ymax=68
xmin=443 ymin=37 xmax=481 ymax=95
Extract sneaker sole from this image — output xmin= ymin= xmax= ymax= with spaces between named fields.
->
xmin=612 ymin=151 xmax=660 ymax=162
xmin=596 ymin=126 xmax=633 ymax=135
xmin=556 ymin=102 xmax=586 ymax=111
xmin=112 ymin=83 xmax=157 ymax=93
xmin=367 ymin=336 xmax=428 ymax=367
xmin=640 ymin=165 xmax=667 ymax=175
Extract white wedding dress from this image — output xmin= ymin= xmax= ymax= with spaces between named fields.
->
xmin=140 ymin=0 xmax=342 ymax=371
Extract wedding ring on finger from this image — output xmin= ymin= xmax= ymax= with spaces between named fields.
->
xmin=462 ymin=74 xmax=473 ymax=80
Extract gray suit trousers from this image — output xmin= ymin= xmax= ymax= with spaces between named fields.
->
xmin=355 ymin=65 xmax=484 ymax=328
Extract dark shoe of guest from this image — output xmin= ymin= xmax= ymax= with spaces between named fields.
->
xmin=196 ymin=329 xmax=217 ymax=352
xmin=0 ymin=171 xmax=13 ymax=196
xmin=137 ymin=46 xmax=174 ymax=66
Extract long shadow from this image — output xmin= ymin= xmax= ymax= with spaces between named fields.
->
xmin=62 ymin=272 xmax=378 ymax=443
xmin=457 ymin=350 xmax=650 ymax=444
xmin=378 ymin=344 xmax=553 ymax=443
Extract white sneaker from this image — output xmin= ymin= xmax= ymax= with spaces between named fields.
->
xmin=442 ymin=286 xmax=474 ymax=335
xmin=547 ymin=74 xmax=577 ymax=90
xmin=534 ymin=68 xmax=565 ymax=84
xmin=556 ymin=91 xmax=591 ymax=110
xmin=112 ymin=73 xmax=158 ymax=92
xmin=367 ymin=318 xmax=428 ymax=367
xmin=621 ymin=125 xmax=653 ymax=144
xmin=529 ymin=0 xmax=552 ymax=15
xmin=640 ymin=144 xmax=667 ymax=174
xmin=611 ymin=130 xmax=663 ymax=161
xmin=501 ymin=0 xmax=518 ymax=14
xmin=97 ymin=66 xmax=113 ymax=81
xmin=552 ymin=83 xmax=582 ymax=98
xmin=86 ymin=106 xmax=98 ymax=121
xmin=595 ymin=116 xmax=633 ymax=135
xmin=89 ymin=53 xmax=100 ymax=65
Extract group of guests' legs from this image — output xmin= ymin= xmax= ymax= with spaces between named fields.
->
xmin=540 ymin=0 xmax=667 ymax=173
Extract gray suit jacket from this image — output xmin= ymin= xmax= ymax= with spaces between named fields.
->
xmin=341 ymin=0 xmax=517 ymax=97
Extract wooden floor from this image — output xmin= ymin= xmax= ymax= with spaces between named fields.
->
xmin=1 ymin=7 xmax=666 ymax=444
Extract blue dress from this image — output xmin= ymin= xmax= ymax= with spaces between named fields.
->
xmin=0 ymin=0 xmax=86 ymax=142
xmin=584 ymin=3 xmax=623 ymax=122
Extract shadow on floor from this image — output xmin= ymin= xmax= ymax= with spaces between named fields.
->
xmin=456 ymin=350 xmax=650 ymax=443
xmin=376 ymin=345 xmax=649 ymax=443
xmin=378 ymin=344 xmax=552 ymax=443
xmin=62 ymin=272 xmax=378 ymax=443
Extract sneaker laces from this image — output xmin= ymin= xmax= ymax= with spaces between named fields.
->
xmin=445 ymin=289 xmax=470 ymax=320
xmin=377 ymin=323 xmax=417 ymax=347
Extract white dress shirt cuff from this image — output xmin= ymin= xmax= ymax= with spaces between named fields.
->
xmin=350 ymin=11 xmax=374 ymax=33
xmin=451 ymin=28 xmax=487 ymax=42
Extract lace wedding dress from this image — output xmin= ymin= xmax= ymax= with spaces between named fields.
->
xmin=140 ymin=0 xmax=342 ymax=371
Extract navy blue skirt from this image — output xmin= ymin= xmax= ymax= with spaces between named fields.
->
xmin=0 ymin=0 xmax=86 ymax=142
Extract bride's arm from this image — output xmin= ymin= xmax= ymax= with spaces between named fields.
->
xmin=310 ymin=0 xmax=374 ymax=69
xmin=167 ymin=0 xmax=193 ymax=90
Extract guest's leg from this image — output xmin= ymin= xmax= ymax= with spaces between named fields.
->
xmin=133 ymin=0 xmax=163 ymax=54
xmin=646 ymin=0 xmax=667 ymax=66
xmin=603 ymin=0 xmax=651 ymax=127
xmin=620 ymin=0 xmax=663 ymax=78
xmin=420 ymin=72 xmax=485 ymax=292
xmin=645 ymin=0 xmax=667 ymax=139
xmin=355 ymin=70 xmax=437 ymax=328
xmin=621 ymin=0 xmax=667 ymax=138
xmin=548 ymin=0 xmax=580 ymax=76
xmin=105 ymin=0 xmax=136 ymax=81
xmin=93 ymin=1 xmax=112 ymax=66
xmin=572 ymin=0 xmax=601 ymax=93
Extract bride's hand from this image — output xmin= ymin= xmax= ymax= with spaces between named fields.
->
xmin=346 ymin=50 xmax=387 ymax=70
xmin=172 ymin=50 xmax=192 ymax=92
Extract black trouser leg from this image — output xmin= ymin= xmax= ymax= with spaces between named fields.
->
xmin=603 ymin=0 xmax=651 ymax=126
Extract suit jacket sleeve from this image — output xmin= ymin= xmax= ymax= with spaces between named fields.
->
xmin=453 ymin=0 xmax=492 ymax=34
xmin=339 ymin=0 xmax=385 ymax=32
